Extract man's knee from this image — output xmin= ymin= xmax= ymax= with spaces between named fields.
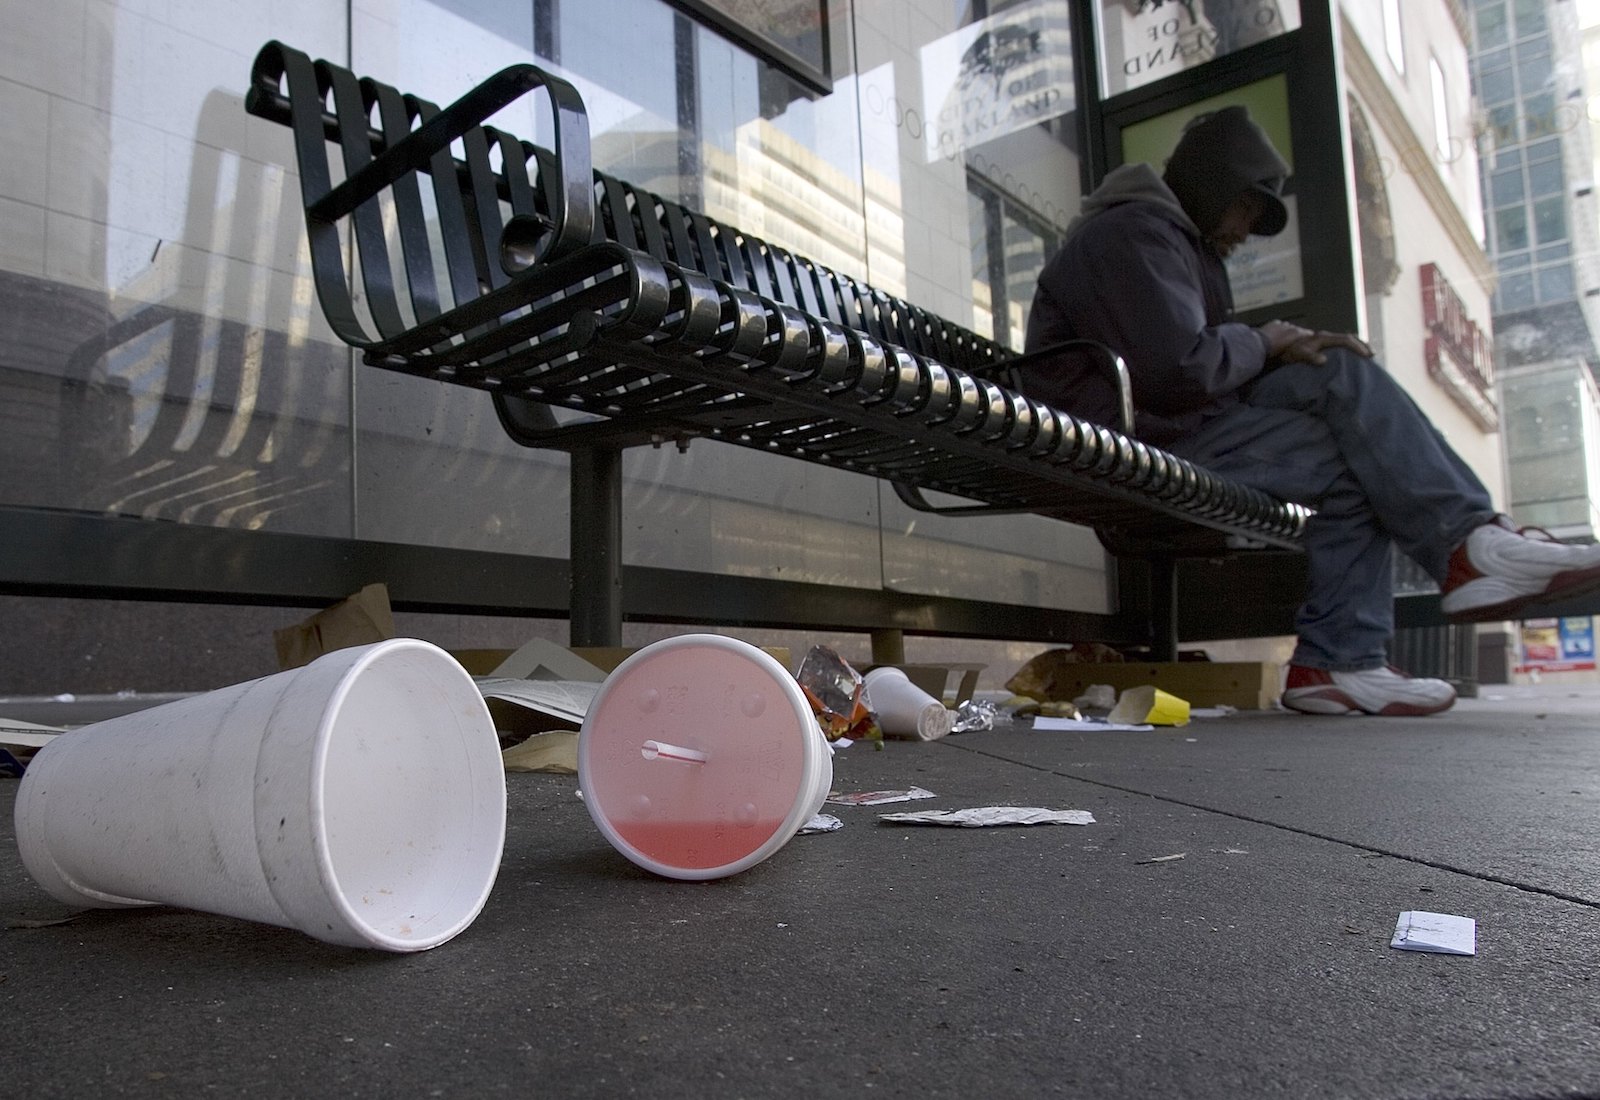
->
xmin=1258 ymin=346 xmax=1390 ymax=405
xmin=1320 ymin=346 xmax=1384 ymax=374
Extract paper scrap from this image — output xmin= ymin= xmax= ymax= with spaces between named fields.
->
xmin=877 ymin=807 xmax=1095 ymax=827
xmin=799 ymin=813 xmax=844 ymax=834
xmin=500 ymin=730 xmax=578 ymax=773
xmin=827 ymin=786 xmax=936 ymax=807
xmin=1190 ymin=705 xmax=1238 ymax=719
xmin=273 ymin=583 xmax=395 ymax=670
xmin=476 ymin=677 xmax=600 ymax=726
xmin=489 ymin=638 xmax=609 ymax=682
xmin=1072 ymin=684 xmax=1118 ymax=711
xmin=1136 ymin=852 xmax=1187 ymax=864
xmin=0 ymin=719 xmax=66 ymax=749
xmin=1031 ymin=716 xmax=1153 ymax=732
xmin=1390 ymin=911 xmax=1476 ymax=955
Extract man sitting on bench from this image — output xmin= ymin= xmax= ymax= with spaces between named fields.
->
xmin=1024 ymin=106 xmax=1600 ymax=717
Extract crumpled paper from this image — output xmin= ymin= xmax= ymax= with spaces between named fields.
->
xmin=796 ymin=645 xmax=881 ymax=745
xmin=950 ymin=698 xmax=997 ymax=733
xmin=878 ymin=807 xmax=1096 ymax=827
xmin=1005 ymin=644 xmax=1125 ymax=699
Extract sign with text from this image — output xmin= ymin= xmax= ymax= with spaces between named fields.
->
xmin=1421 ymin=263 xmax=1498 ymax=430
xmin=920 ymin=0 xmax=1075 ymax=161
xmin=1096 ymin=0 xmax=1301 ymax=97
xmin=1517 ymin=616 xmax=1597 ymax=673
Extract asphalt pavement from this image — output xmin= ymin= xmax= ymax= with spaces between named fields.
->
xmin=3 ymin=683 xmax=1599 ymax=1098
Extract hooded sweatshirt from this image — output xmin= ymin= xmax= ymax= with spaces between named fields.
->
xmin=1021 ymin=162 xmax=1272 ymax=447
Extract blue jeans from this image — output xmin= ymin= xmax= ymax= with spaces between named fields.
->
xmin=1164 ymin=349 xmax=1496 ymax=670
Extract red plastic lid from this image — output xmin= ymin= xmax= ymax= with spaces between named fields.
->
xmin=578 ymin=635 xmax=819 ymax=879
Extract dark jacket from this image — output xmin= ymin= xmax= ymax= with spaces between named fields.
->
xmin=1021 ymin=163 xmax=1272 ymax=447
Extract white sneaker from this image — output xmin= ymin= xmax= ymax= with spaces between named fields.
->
xmin=1281 ymin=664 xmax=1455 ymax=716
xmin=1440 ymin=518 xmax=1600 ymax=621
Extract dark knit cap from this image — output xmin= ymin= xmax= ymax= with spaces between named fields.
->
xmin=1161 ymin=105 xmax=1290 ymax=238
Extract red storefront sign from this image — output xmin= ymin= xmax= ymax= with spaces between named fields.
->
xmin=1421 ymin=263 xmax=1498 ymax=429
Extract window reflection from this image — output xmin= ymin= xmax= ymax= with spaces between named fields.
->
xmin=0 ymin=0 xmax=1101 ymax=607
xmin=1096 ymin=0 xmax=1301 ymax=97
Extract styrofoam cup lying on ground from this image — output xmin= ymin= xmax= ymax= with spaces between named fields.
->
xmin=14 ymin=639 xmax=506 ymax=951
xmin=863 ymin=666 xmax=953 ymax=740
xmin=578 ymin=634 xmax=832 ymax=880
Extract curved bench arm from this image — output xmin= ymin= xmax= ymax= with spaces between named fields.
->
xmin=248 ymin=41 xmax=593 ymax=261
xmin=992 ymin=337 xmax=1134 ymax=436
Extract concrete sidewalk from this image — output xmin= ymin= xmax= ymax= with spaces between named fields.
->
xmin=3 ymin=684 xmax=1599 ymax=1098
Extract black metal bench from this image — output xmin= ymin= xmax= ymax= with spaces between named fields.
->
xmin=243 ymin=40 xmax=1311 ymax=661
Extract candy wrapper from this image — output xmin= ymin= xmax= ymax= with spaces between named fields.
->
xmin=796 ymin=645 xmax=882 ymax=745
xmin=950 ymin=698 xmax=998 ymax=733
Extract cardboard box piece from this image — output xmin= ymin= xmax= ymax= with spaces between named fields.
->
xmin=1035 ymin=662 xmax=1280 ymax=711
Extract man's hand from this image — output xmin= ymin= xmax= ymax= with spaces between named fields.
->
xmin=1258 ymin=320 xmax=1374 ymax=365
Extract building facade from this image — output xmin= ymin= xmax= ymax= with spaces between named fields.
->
xmin=1467 ymin=0 xmax=1600 ymax=678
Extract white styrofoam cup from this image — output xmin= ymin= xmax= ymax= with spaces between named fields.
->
xmin=862 ymin=666 xmax=953 ymax=740
xmin=14 ymin=639 xmax=506 ymax=952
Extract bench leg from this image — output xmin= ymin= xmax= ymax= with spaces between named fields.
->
xmin=1149 ymin=555 xmax=1178 ymax=663
xmin=570 ymin=445 xmax=623 ymax=648
xmin=870 ymin=628 xmax=906 ymax=666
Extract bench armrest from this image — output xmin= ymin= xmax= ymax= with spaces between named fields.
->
xmin=995 ymin=338 xmax=1134 ymax=436
xmin=246 ymin=40 xmax=594 ymax=265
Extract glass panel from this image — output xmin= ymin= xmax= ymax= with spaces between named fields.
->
xmin=0 ymin=0 xmax=353 ymax=537
xmin=1489 ymin=104 xmax=1519 ymax=146
xmin=1523 ymin=92 xmax=1557 ymax=139
xmin=1000 ymin=202 xmax=1055 ymax=348
xmin=1121 ymin=74 xmax=1303 ymax=311
xmin=341 ymin=0 xmax=877 ymax=575
xmin=1498 ymin=270 xmax=1536 ymax=310
xmin=1498 ymin=250 xmax=1530 ymax=271
xmin=1496 ymin=204 xmax=1530 ymax=250
xmin=1513 ymin=0 xmax=1547 ymax=37
xmin=1514 ymin=29 xmax=1550 ymax=59
xmin=967 ymin=187 xmax=997 ymax=341
xmin=1095 ymin=0 xmax=1303 ymax=97
xmin=1475 ymin=61 xmax=1514 ymax=106
xmin=1538 ymin=263 xmax=1575 ymax=302
xmin=869 ymin=1 xmax=1106 ymax=611
xmin=1476 ymin=3 xmax=1509 ymax=50
xmin=1527 ymin=156 xmax=1563 ymax=197
xmin=1491 ymin=167 xmax=1525 ymax=206
xmin=1515 ymin=53 xmax=1551 ymax=95
xmin=1534 ymin=194 xmax=1567 ymax=243
xmin=1526 ymin=137 xmax=1561 ymax=163
xmin=0 ymin=0 xmax=1108 ymax=615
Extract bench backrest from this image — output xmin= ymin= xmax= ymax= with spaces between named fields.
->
xmin=591 ymin=173 xmax=1011 ymax=377
xmin=244 ymin=41 xmax=1309 ymax=554
xmin=246 ymin=41 xmax=1008 ymax=376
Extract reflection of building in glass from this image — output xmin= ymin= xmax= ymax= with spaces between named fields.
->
xmin=592 ymin=117 xmax=907 ymax=298
xmin=1499 ymin=359 xmax=1600 ymax=538
xmin=1468 ymin=0 xmax=1600 ymax=542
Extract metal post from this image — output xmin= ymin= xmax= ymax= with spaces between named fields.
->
xmin=1149 ymin=555 xmax=1178 ymax=663
xmin=870 ymin=628 xmax=906 ymax=666
xmin=569 ymin=445 xmax=623 ymax=647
